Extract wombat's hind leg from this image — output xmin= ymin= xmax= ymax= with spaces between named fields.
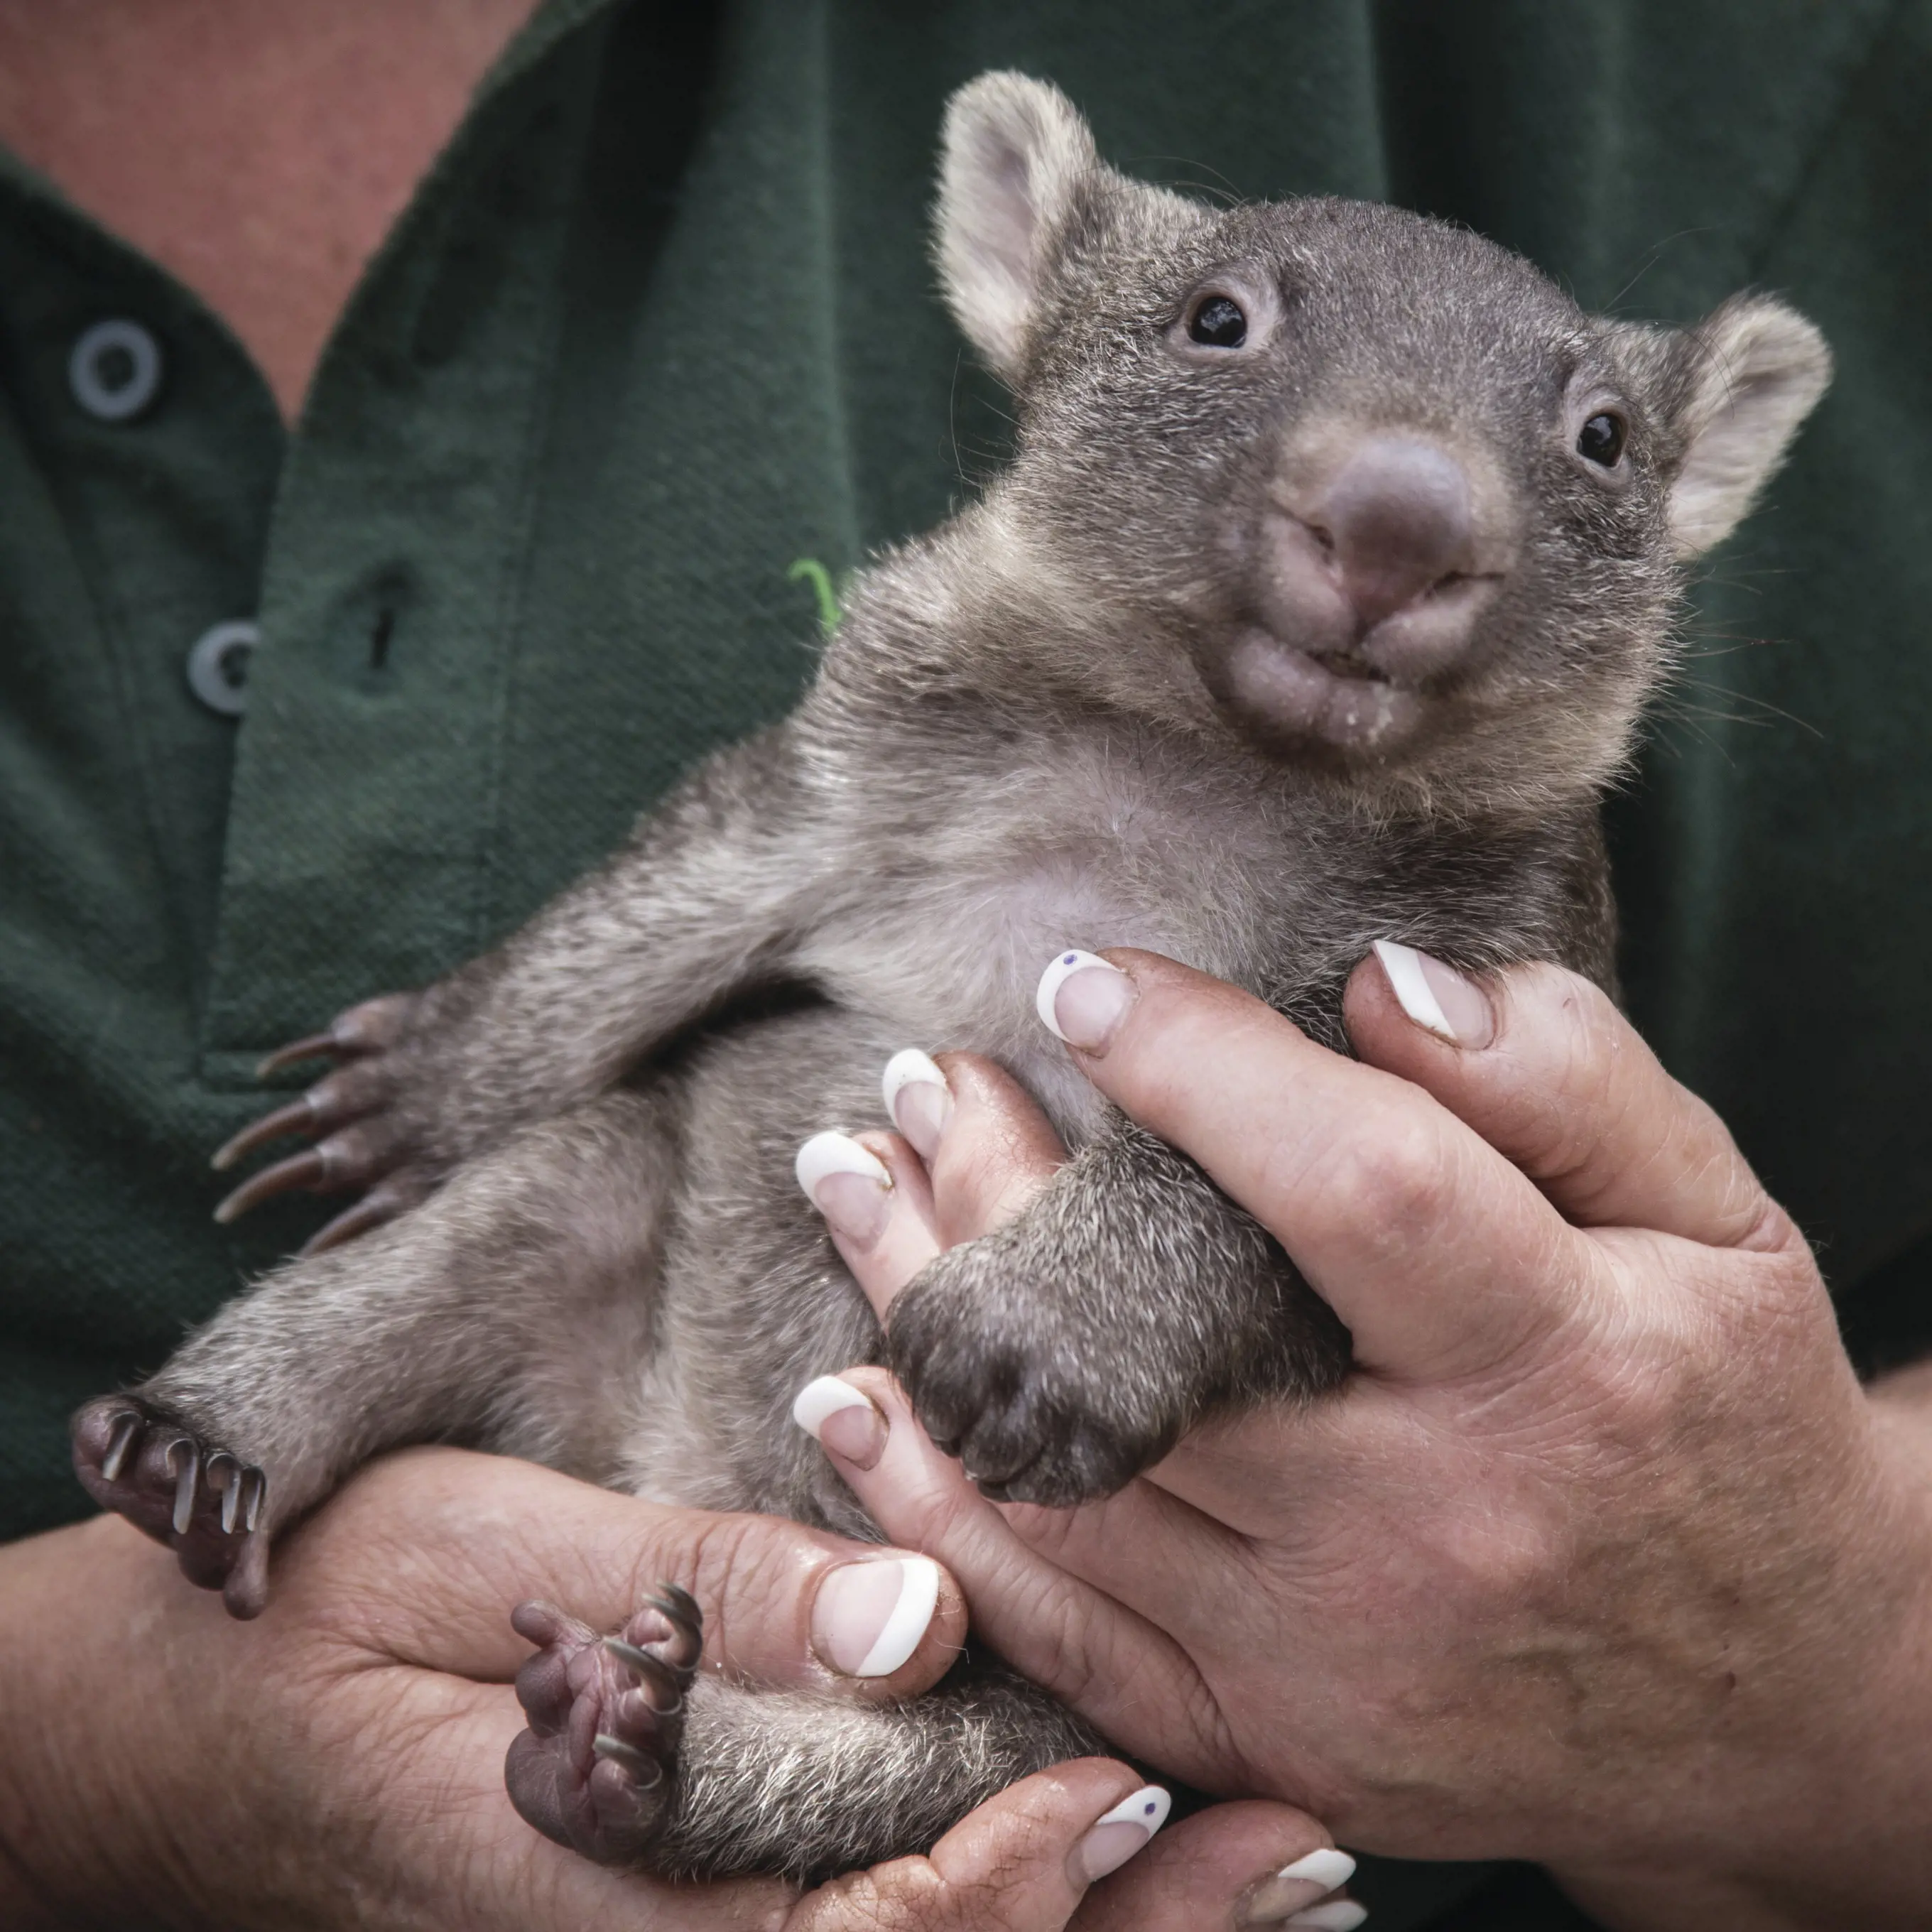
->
xmin=70 ymin=1394 xmax=270 ymax=1614
xmin=211 ymin=990 xmax=433 ymax=1251
xmin=507 ymin=1595 xmax=1105 ymax=1882
xmin=506 ymin=1585 xmax=703 ymax=1865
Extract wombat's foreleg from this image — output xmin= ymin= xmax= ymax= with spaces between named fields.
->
xmin=72 ymin=1089 xmax=678 ymax=1614
xmin=507 ymin=1588 xmax=1103 ymax=1882
xmin=886 ymin=1114 xmax=1350 ymax=1506
xmin=210 ymin=726 xmax=834 ymax=1247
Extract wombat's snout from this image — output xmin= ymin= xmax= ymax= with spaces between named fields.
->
xmin=1257 ymin=433 xmax=1512 ymax=685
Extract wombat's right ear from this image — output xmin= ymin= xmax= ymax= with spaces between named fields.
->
xmin=935 ymin=72 xmax=1100 ymax=382
xmin=1614 ymin=295 xmax=1832 ymax=560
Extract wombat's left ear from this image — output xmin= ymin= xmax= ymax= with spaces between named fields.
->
xmin=935 ymin=72 xmax=1100 ymax=382
xmin=1620 ymin=295 xmax=1833 ymax=559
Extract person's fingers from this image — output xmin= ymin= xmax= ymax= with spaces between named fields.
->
xmin=920 ymin=1053 xmax=1067 ymax=1246
xmin=1345 ymin=947 xmax=1791 ymax=1254
xmin=796 ymin=1367 xmax=1244 ymax=1786
xmin=798 ymin=1052 xmax=1068 ymax=1319
xmin=797 ymin=1127 xmax=945 ymax=1320
xmin=1075 ymin=1803 xmax=1359 ymax=1931
xmin=1033 ymin=948 xmax=1598 ymax=1378
xmin=288 ymin=1447 xmax=967 ymax=1701
xmin=786 ymin=1761 xmax=1166 ymax=1932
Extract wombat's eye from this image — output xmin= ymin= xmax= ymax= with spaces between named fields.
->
xmin=1577 ymin=412 xmax=1627 ymax=466
xmin=1188 ymin=295 xmax=1248 ymax=348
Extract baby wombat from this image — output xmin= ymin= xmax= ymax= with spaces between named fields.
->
xmin=72 ymin=72 xmax=1828 ymax=1884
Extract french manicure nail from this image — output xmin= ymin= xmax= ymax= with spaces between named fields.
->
xmin=791 ymin=1374 xmax=887 ymax=1469
xmin=1371 ymin=940 xmax=1494 ymax=1049
xmin=811 ymin=1555 xmax=941 ymax=1677
xmin=1286 ymin=1902 xmax=1368 ymax=1931
xmin=1036 ymin=950 xmax=1137 ymax=1053
xmin=796 ymin=1131 xmax=892 ymax=1247
xmin=1237 ymin=1848 xmax=1358 ymax=1925
xmin=1068 ymin=1784 xmax=1171 ymax=1884
xmin=882 ymin=1048 xmax=951 ymax=1160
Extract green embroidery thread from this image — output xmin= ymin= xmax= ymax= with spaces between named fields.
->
xmin=788 ymin=557 xmax=842 ymax=636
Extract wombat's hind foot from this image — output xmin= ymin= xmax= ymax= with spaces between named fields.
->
xmin=70 ymin=1394 xmax=271 ymax=1614
xmin=210 ymin=991 xmax=433 ymax=1252
xmin=506 ymin=1586 xmax=702 ymax=1866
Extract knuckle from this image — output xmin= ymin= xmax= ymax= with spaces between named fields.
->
xmin=667 ymin=1509 xmax=812 ymax=1658
xmin=1312 ymin=1106 xmax=1458 ymax=1242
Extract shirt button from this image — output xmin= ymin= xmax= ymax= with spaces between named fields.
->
xmin=186 ymin=621 xmax=259 ymax=717
xmin=69 ymin=318 xmax=164 ymax=421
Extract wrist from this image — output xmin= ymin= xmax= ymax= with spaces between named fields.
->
xmin=1551 ymin=1392 xmax=1932 ymax=1931
xmin=0 ymin=1517 xmax=190 ymax=1928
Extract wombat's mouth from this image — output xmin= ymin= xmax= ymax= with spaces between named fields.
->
xmin=1220 ymin=626 xmax=1428 ymax=755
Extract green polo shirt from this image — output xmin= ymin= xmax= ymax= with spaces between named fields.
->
xmin=3 ymin=3 xmax=1927 ymax=1925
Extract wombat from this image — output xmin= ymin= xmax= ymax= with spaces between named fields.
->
xmin=71 ymin=72 xmax=1829 ymax=1884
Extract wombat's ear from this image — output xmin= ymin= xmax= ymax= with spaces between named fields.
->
xmin=1621 ymin=295 xmax=1832 ymax=560
xmin=936 ymin=72 xmax=1100 ymax=381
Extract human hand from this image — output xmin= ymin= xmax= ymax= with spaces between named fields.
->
xmin=0 ymin=1445 xmax=1335 ymax=1931
xmin=796 ymin=950 xmax=1932 ymax=1932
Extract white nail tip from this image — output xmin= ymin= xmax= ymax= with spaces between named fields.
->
xmin=855 ymin=1556 xmax=942 ymax=1677
xmin=794 ymin=1131 xmax=891 ymax=1203
xmin=1276 ymin=1848 xmax=1356 ymax=1892
xmin=1034 ymin=949 xmax=1120 ymax=1040
xmin=791 ymin=1375 xmax=874 ymax=1440
xmin=1286 ymin=1903 xmax=1368 ymax=1931
xmin=881 ymin=1048 xmax=948 ymax=1122
xmin=1092 ymin=1784 xmax=1171 ymax=1835
xmin=1372 ymin=939 xmax=1455 ymax=1042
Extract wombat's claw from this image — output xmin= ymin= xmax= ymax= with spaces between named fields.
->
xmin=70 ymin=1396 xmax=271 ymax=1615
xmin=252 ymin=991 xmax=419 ymax=1080
xmin=297 ymin=1180 xmax=425 ymax=1257
xmin=591 ymin=1735 xmax=662 ymax=1786
xmin=505 ymin=1585 xmax=703 ymax=1865
xmin=210 ymin=992 xmax=430 ymax=1242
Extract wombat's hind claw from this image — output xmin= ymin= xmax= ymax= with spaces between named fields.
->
xmin=592 ymin=1735 xmax=663 ymax=1786
xmin=99 ymin=1409 xmax=140 ymax=1483
xmin=71 ymin=1396 xmax=270 ymax=1612
xmin=167 ymin=1438 xmax=199 ymax=1534
xmin=506 ymin=1583 xmax=705 ymax=1865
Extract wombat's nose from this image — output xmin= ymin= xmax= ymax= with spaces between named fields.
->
xmin=1257 ymin=433 xmax=1505 ymax=683
xmin=1315 ymin=438 xmax=1474 ymax=628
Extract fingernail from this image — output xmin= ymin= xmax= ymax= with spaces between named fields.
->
xmin=882 ymin=1048 xmax=952 ymax=1161
xmin=811 ymin=1555 xmax=941 ymax=1677
xmin=1036 ymin=950 xmax=1137 ymax=1053
xmin=1286 ymin=1904 xmax=1367 ymax=1931
xmin=1237 ymin=1848 xmax=1358 ymax=1924
xmin=796 ymin=1131 xmax=892 ymax=1247
xmin=1372 ymin=940 xmax=1493 ymax=1049
xmin=1069 ymin=1785 xmax=1171 ymax=1884
xmin=791 ymin=1374 xmax=886 ymax=1470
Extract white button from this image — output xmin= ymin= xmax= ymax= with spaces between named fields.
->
xmin=185 ymin=621 xmax=259 ymax=717
xmin=69 ymin=319 xmax=163 ymax=421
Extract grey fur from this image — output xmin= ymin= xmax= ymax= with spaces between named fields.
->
xmin=73 ymin=73 xmax=1830 ymax=1884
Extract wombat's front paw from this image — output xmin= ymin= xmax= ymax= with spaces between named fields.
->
xmin=70 ymin=1395 xmax=271 ymax=1615
xmin=505 ymin=1586 xmax=702 ymax=1867
xmin=886 ymin=1246 xmax=1180 ymax=1507
xmin=210 ymin=990 xmax=440 ymax=1254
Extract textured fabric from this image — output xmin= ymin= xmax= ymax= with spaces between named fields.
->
xmin=1 ymin=4 xmax=1926 ymax=1923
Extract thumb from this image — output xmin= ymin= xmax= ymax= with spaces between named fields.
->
xmin=279 ymin=1445 xmax=968 ymax=1700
